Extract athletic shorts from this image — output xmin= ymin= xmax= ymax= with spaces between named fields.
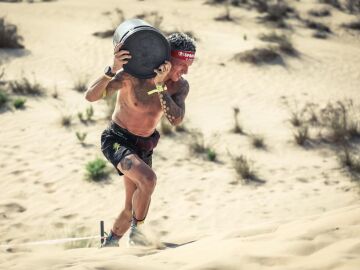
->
xmin=101 ymin=121 xmax=160 ymax=176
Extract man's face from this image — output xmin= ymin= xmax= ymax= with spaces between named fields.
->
xmin=168 ymin=57 xmax=194 ymax=82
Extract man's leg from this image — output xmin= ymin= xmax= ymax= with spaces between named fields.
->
xmin=117 ymin=153 xmax=156 ymax=222
xmin=102 ymin=176 xmax=137 ymax=247
xmin=111 ymin=176 xmax=137 ymax=236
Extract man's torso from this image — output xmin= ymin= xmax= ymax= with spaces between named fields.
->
xmin=112 ymin=73 xmax=185 ymax=137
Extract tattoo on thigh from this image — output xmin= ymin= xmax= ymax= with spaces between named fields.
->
xmin=120 ymin=158 xmax=132 ymax=171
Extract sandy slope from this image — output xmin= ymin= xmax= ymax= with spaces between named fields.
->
xmin=0 ymin=0 xmax=360 ymax=269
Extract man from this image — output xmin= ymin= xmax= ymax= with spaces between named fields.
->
xmin=85 ymin=32 xmax=196 ymax=247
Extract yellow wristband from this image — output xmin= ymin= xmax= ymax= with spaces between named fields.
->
xmin=102 ymin=89 xmax=107 ymax=99
xmin=147 ymin=84 xmax=166 ymax=95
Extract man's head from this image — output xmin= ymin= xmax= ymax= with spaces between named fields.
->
xmin=166 ymin=32 xmax=196 ymax=82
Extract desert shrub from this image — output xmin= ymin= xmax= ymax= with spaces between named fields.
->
xmin=290 ymin=111 xmax=303 ymax=127
xmin=233 ymin=47 xmax=282 ymax=65
xmin=294 ymin=126 xmax=309 ymax=146
xmin=345 ymin=0 xmax=360 ymax=13
xmin=259 ymin=32 xmax=297 ymax=56
xmin=61 ymin=115 xmax=72 ymax=127
xmin=304 ymin=19 xmax=332 ymax=33
xmin=76 ymin=131 xmax=87 ymax=144
xmin=288 ymin=100 xmax=360 ymax=144
xmin=135 ymin=11 xmax=163 ymax=29
xmin=313 ymin=30 xmax=329 ymax=39
xmin=232 ymin=106 xmax=243 ymax=134
xmin=318 ymin=0 xmax=342 ymax=9
xmin=93 ymin=8 xmax=125 ymax=38
xmin=0 ymin=88 xmax=9 ymax=109
xmin=319 ymin=100 xmax=360 ymax=143
xmin=86 ymin=105 xmax=94 ymax=121
xmin=207 ymin=148 xmax=217 ymax=161
xmin=214 ymin=2 xmax=234 ymax=21
xmin=0 ymin=17 xmax=24 ymax=48
xmin=251 ymin=134 xmax=265 ymax=149
xmin=308 ymin=8 xmax=331 ymax=17
xmin=189 ymin=130 xmax=206 ymax=154
xmin=52 ymin=88 xmax=59 ymax=99
xmin=257 ymin=2 xmax=296 ymax=28
xmin=85 ymin=157 xmax=108 ymax=181
xmin=188 ymin=130 xmax=218 ymax=161
xmin=231 ymin=154 xmax=257 ymax=183
xmin=339 ymin=146 xmax=360 ymax=174
xmin=73 ymin=77 xmax=88 ymax=93
xmin=9 ymin=77 xmax=45 ymax=96
xmin=342 ymin=20 xmax=360 ymax=30
xmin=12 ymin=97 xmax=26 ymax=109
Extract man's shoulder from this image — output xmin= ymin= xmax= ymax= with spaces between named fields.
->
xmin=173 ymin=77 xmax=189 ymax=94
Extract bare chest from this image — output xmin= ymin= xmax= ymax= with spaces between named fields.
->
xmin=127 ymin=80 xmax=176 ymax=111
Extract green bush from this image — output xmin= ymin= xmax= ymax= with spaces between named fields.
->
xmin=13 ymin=97 xmax=26 ymax=109
xmin=85 ymin=105 xmax=94 ymax=121
xmin=76 ymin=131 xmax=87 ymax=144
xmin=85 ymin=158 xmax=108 ymax=181
xmin=207 ymin=148 xmax=217 ymax=162
xmin=0 ymin=88 xmax=9 ymax=109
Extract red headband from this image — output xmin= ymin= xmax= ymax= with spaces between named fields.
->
xmin=171 ymin=50 xmax=195 ymax=61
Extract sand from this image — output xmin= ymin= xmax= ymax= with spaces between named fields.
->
xmin=0 ymin=0 xmax=360 ymax=269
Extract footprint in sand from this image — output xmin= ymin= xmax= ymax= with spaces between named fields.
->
xmin=1 ymin=203 xmax=26 ymax=214
xmin=53 ymin=222 xmax=65 ymax=228
xmin=62 ymin=214 xmax=78 ymax=220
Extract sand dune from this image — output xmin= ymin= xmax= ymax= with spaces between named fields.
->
xmin=1 ymin=0 xmax=360 ymax=269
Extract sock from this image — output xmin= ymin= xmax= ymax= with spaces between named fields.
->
xmin=109 ymin=229 xmax=122 ymax=240
xmin=131 ymin=212 xmax=145 ymax=227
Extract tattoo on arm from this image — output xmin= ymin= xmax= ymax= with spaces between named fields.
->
xmin=158 ymin=80 xmax=189 ymax=125
xmin=120 ymin=157 xmax=133 ymax=171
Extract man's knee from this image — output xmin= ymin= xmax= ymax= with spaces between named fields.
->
xmin=140 ymin=171 xmax=157 ymax=194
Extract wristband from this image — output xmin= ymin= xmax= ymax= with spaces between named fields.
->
xmin=147 ymin=84 xmax=167 ymax=95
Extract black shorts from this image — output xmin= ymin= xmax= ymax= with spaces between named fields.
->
xmin=101 ymin=121 xmax=160 ymax=176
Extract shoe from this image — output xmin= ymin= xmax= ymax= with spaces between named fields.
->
xmin=101 ymin=230 xmax=120 ymax=248
xmin=128 ymin=223 xmax=151 ymax=247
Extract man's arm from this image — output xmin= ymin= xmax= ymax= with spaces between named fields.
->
xmin=84 ymin=71 xmax=127 ymax=102
xmin=85 ymin=42 xmax=131 ymax=102
xmin=158 ymin=80 xmax=189 ymax=126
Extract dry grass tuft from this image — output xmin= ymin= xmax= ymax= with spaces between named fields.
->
xmin=308 ymin=8 xmax=331 ymax=17
xmin=342 ymin=20 xmax=360 ymax=31
xmin=259 ymin=32 xmax=298 ymax=56
xmin=233 ymin=47 xmax=282 ymax=65
xmin=304 ymin=19 xmax=332 ymax=33
xmin=250 ymin=134 xmax=266 ymax=149
xmin=93 ymin=8 xmax=125 ymax=38
xmin=230 ymin=154 xmax=257 ymax=183
xmin=232 ymin=106 xmax=243 ymax=134
xmin=0 ymin=17 xmax=24 ymax=48
xmin=9 ymin=77 xmax=45 ymax=96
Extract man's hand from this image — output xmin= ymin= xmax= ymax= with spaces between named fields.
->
xmin=153 ymin=61 xmax=171 ymax=85
xmin=112 ymin=42 xmax=131 ymax=73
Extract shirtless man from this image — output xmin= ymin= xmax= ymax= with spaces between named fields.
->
xmin=85 ymin=32 xmax=196 ymax=247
